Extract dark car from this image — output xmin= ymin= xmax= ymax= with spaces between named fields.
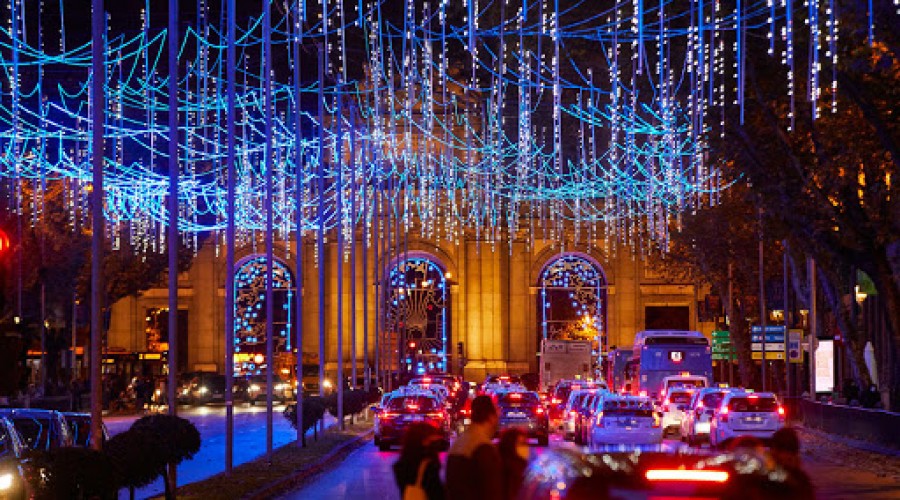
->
xmin=0 ymin=416 xmax=31 ymax=499
xmin=496 ymin=391 xmax=549 ymax=446
xmin=520 ymin=448 xmax=813 ymax=499
xmin=60 ymin=413 xmax=110 ymax=448
xmin=178 ymin=372 xmax=229 ymax=405
xmin=245 ymin=375 xmax=294 ymax=405
xmin=373 ymin=392 xmax=450 ymax=452
xmin=0 ymin=409 xmax=73 ymax=451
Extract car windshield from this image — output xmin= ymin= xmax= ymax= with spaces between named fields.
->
xmin=386 ymin=396 xmax=438 ymax=411
xmin=728 ymin=397 xmax=778 ymax=412
xmin=67 ymin=417 xmax=91 ymax=447
xmin=668 ymin=392 xmax=692 ymax=404
xmin=498 ymin=393 xmax=539 ymax=407
xmin=12 ymin=416 xmax=59 ymax=450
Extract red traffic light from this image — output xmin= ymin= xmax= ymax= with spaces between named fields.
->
xmin=408 ymin=341 xmax=417 ymax=349
xmin=0 ymin=228 xmax=9 ymax=254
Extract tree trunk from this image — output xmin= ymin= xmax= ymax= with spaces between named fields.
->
xmin=162 ymin=468 xmax=170 ymax=500
xmin=817 ymin=267 xmax=871 ymax=391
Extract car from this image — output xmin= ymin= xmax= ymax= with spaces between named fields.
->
xmin=548 ymin=380 xmax=597 ymax=423
xmin=680 ymin=387 xmax=735 ymax=445
xmin=373 ymin=391 xmax=450 ymax=451
xmin=496 ymin=391 xmax=549 ymax=446
xmin=519 ymin=447 xmax=814 ymax=499
xmin=576 ymin=389 xmax=613 ymax=445
xmin=589 ymin=396 xmax=662 ymax=446
xmin=177 ymin=371 xmax=230 ymax=405
xmin=561 ymin=388 xmax=596 ymax=441
xmin=0 ymin=416 xmax=32 ymax=499
xmin=709 ymin=392 xmax=785 ymax=449
xmin=245 ymin=375 xmax=294 ymax=405
xmin=659 ymin=388 xmax=694 ymax=436
xmin=0 ymin=409 xmax=73 ymax=451
xmin=60 ymin=413 xmax=110 ymax=448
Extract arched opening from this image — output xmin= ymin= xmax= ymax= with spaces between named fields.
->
xmin=383 ymin=257 xmax=450 ymax=378
xmin=536 ymin=253 xmax=608 ymax=367
xmin=233 ymin=256 xmax=295 ymax=376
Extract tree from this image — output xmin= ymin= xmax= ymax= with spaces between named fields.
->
xmin=709 ymin=1 xmax=900 ymax=405
xmin=105 ymin=428 xmax=167 ymax=500
xmin=128 ymin=415 xmax=201 ymax=500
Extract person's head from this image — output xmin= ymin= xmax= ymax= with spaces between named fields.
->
xmin=399 ymin=422 xmax=443 ymax=464
xmin=471 ymin=395 xmax=498 ymax=431
xmin=769 ymin=427 xmax=801 ymax=468
xmin=498 ymin=428 xmax=529 ymax=461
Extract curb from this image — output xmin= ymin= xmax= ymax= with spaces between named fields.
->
xmin=797 ymin=424 xmax=900 ymax=457
xmin=244 ymin=428 xmax=375 ymax=500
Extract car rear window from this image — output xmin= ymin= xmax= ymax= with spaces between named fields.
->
xmin=603 ymin=408 xmax=655 ymax=418
xmin=386 ymin=396 xmax=438 ymax=411
xmin=668 ymin=392 xmax=692 ymax=404
xmin=701 ymin=392 xmax=727 ymax=408
xmin=603 ymin=400 xmax=654 ymax=412
xmin=728 ymin=397 xmax=778 ymax=412
xmin=499 ymin=393 xmax=539 ymax=406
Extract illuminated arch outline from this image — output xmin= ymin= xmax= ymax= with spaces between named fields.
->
xmin=384 ymin=257 xmax=449 ymax=376
xmin=538 ymin=253 xmax=608 ymax=357
xmin=233 ymin=255 xmax=295 ymax=376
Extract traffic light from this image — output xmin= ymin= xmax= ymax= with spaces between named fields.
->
xmin=408 ymin=340 xmax=417 ymax=350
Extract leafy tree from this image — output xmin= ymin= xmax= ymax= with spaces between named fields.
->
xmin=129 ymin=414 xmax=201 ymax=500
xmin=105 ymin=428 xmax=167 ymax=500
xmin=284 ymin=396 xmax=328 ymax=441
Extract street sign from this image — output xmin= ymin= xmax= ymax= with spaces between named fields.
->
xmin=752 ymin=351 xmax=785 ymax=360
xmin=751 ymin=333 xmax=786 ymax=342
xmin=711 ymin=331 xmax=735 ymax=360
xmin=751 ymin=325 xmax=787 ymax=333
xmin=752 ymin=343 xmax=785 ymax=352
xmin=788 ymin=329 xmax=803 ymax=363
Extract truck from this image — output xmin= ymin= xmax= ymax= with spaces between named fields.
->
xmin=539 ymin=339 xmax=594 ymax=391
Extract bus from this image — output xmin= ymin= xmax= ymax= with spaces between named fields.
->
xmin=624 ymin=330 xmax=713 ymax=399
xmin=606 ymin=348 xmax=633 ymax=394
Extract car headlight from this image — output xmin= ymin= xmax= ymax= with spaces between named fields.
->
xmin=323 ymin=379 xmax=333 ymax=389
xmin=250 ymin=384 xmax=261 ymax=392
xmin=199 ymin=386 xmax=209 ymax=394
xmin=0 ymin=471 xmax=14 ymax=491
xmin=274 ymin=384 xmax=285 ymax=391
xmin=155 ymin=389 xmax=161 ymax=396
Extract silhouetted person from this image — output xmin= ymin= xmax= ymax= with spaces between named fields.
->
xmin=446 ymin=395 xmax=503 ymax=500
xmin=769 ymin=427 xmax=815 ymax=500
xmin=393 ymin=422 xmax=445 ymax=500
xmin=498 ymin=428 xmax=529 ymax=500
xmin=861 ymin=384 xmax=880 ymax=408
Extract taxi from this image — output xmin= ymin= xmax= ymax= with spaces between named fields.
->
xmin=589 ymin=396 xmax=662 ymax=446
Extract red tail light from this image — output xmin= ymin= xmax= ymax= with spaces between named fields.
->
xmin=426 ymin=411 xmax=444 ymax=420
xmin=720 ymin=406 xmax=729 ymax=423
xmin=777 ymin=406 xmax=786 ymax=417
xmin=569 ymin=410 xmax=577 ymax=418
xmin=535 ymin=406 xmax=545 ymax=415
xmin=645 ymin=469 xmax=729 ymax=483
xmin=383 ymin=412 xmax=400 ymax=419
xmin=551 ymin=398 xmax=561 ymax=404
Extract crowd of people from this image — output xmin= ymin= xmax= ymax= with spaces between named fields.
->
xmin=393 ymin=395 xmax=526 ymax=500
xmin=392 ymin=395 xmax=815 ymax=500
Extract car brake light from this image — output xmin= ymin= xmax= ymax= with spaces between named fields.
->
xmin=426 ymin=412 xmax=444 ymax=420
xmin=720 ymin=406 xmax=729 ymax=422
xmin=407 ymin=404 xmax=419 ymax=410
xmin=383 ymin=412 xmax=400 ymax=419
xmin=510 ymin=393 xmax=522 ymax=399
xmin=645 ymin=469 xmax=729 ymax=483
xmin=639 ymin=391 xmax=647 ymax=397
xmin=652 ymin=414 xmax=661 ymax=428
xmin=777 ymin=406 xmax=785 ymax=417
xmin=569 ymin=410 xmax=577 ymax=417
xmin=535 ymin=407 xmax=545 ymax=415
xmin=551 ymin=398 xmax=560 ymax=404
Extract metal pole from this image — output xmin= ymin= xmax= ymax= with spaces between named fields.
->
xmin=292 ymin=0 xmax=305 ymax=448
xmin=727 ymin=262 xmax=734 ymax=387
xmin=808 ymin=257 xmax=817 ymax=398
xmin=89 ymin=0 xmax=105 ymax=452
xmin=263 ymin=0 xmax=275 ymax=461
xmin=336 ymin=89 xmax=345 ymax=429
xmin=167 ymin=0 xmax=179 ymax=492
xmin=224 ymin=0 xmax=236 ymax=471
xmin=317 ymin=45 xmax=326 ymax=398
xmin=758 ymin=208 xmax=766 ymax=391
xmin=350 ymin=109 xmax=358 ymax=390
xmin=362 ymin=141 xmax=369 ymax=393
xmin=783 ymin=242 xmax=790 ymax=397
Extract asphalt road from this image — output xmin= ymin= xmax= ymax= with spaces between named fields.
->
xmin=282 ymin=430 xmax=900 ymax=500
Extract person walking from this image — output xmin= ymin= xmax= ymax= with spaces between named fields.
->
xmin=446 ymin=395 xmax=503 ymax=500
xmin=393 ymin=422 xmax=445 ymax=500
xmin=497 ymin=428 xmax=530 ymax=500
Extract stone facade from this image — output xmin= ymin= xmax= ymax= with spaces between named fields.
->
xmin=107 ymin=235 xmax=713 ymax=382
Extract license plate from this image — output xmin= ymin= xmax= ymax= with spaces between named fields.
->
xmin=618 ymin=420 xmax=637 ymax=428
xmin=405 ymin=415 xmax=424 ymax=422
xmin=509 ymin=412 xmax=526 ymax=418
xmin=742 ymin=416 xmax=763 ymax=424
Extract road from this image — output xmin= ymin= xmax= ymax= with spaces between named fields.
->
xmin=105 ymin=403 xmax=328 ymax=499
xmin=283 ymin=432 xmax=900 ymax=499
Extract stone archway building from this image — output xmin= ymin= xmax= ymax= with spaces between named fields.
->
xmin=107 ymin=234 xmax=713 ymax=382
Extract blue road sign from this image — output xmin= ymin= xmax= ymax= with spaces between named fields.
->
xmin=751 ymin=334 xmax=786 ymax=342
xmin=751 ymin=325 xmax=786 ymax=333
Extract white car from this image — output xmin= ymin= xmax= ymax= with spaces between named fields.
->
xmin=709 ymin=392 xmax=785 ymax=448
xmin=561 ymin=389 xmax=596 ymax=441
xmin=589 ymin=396 xmax=662 ymax=446
xmin=680 ymin=387 xmax=734 ymax=445
xmin=659 ymin=388 xmax=694 ymax=436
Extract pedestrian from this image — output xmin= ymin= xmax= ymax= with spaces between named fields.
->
xmin=497 ymin=428 xmax=529 ymax=500
xmin=393 ymin=423 xmax=445 ymax=500
xmin=768 ymin=427 xmax=815 ymax=500
xmin=446 ymin=395 xmax=503 ymax=500
xmin=134 ymin=377 xmax=147 ymax=414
